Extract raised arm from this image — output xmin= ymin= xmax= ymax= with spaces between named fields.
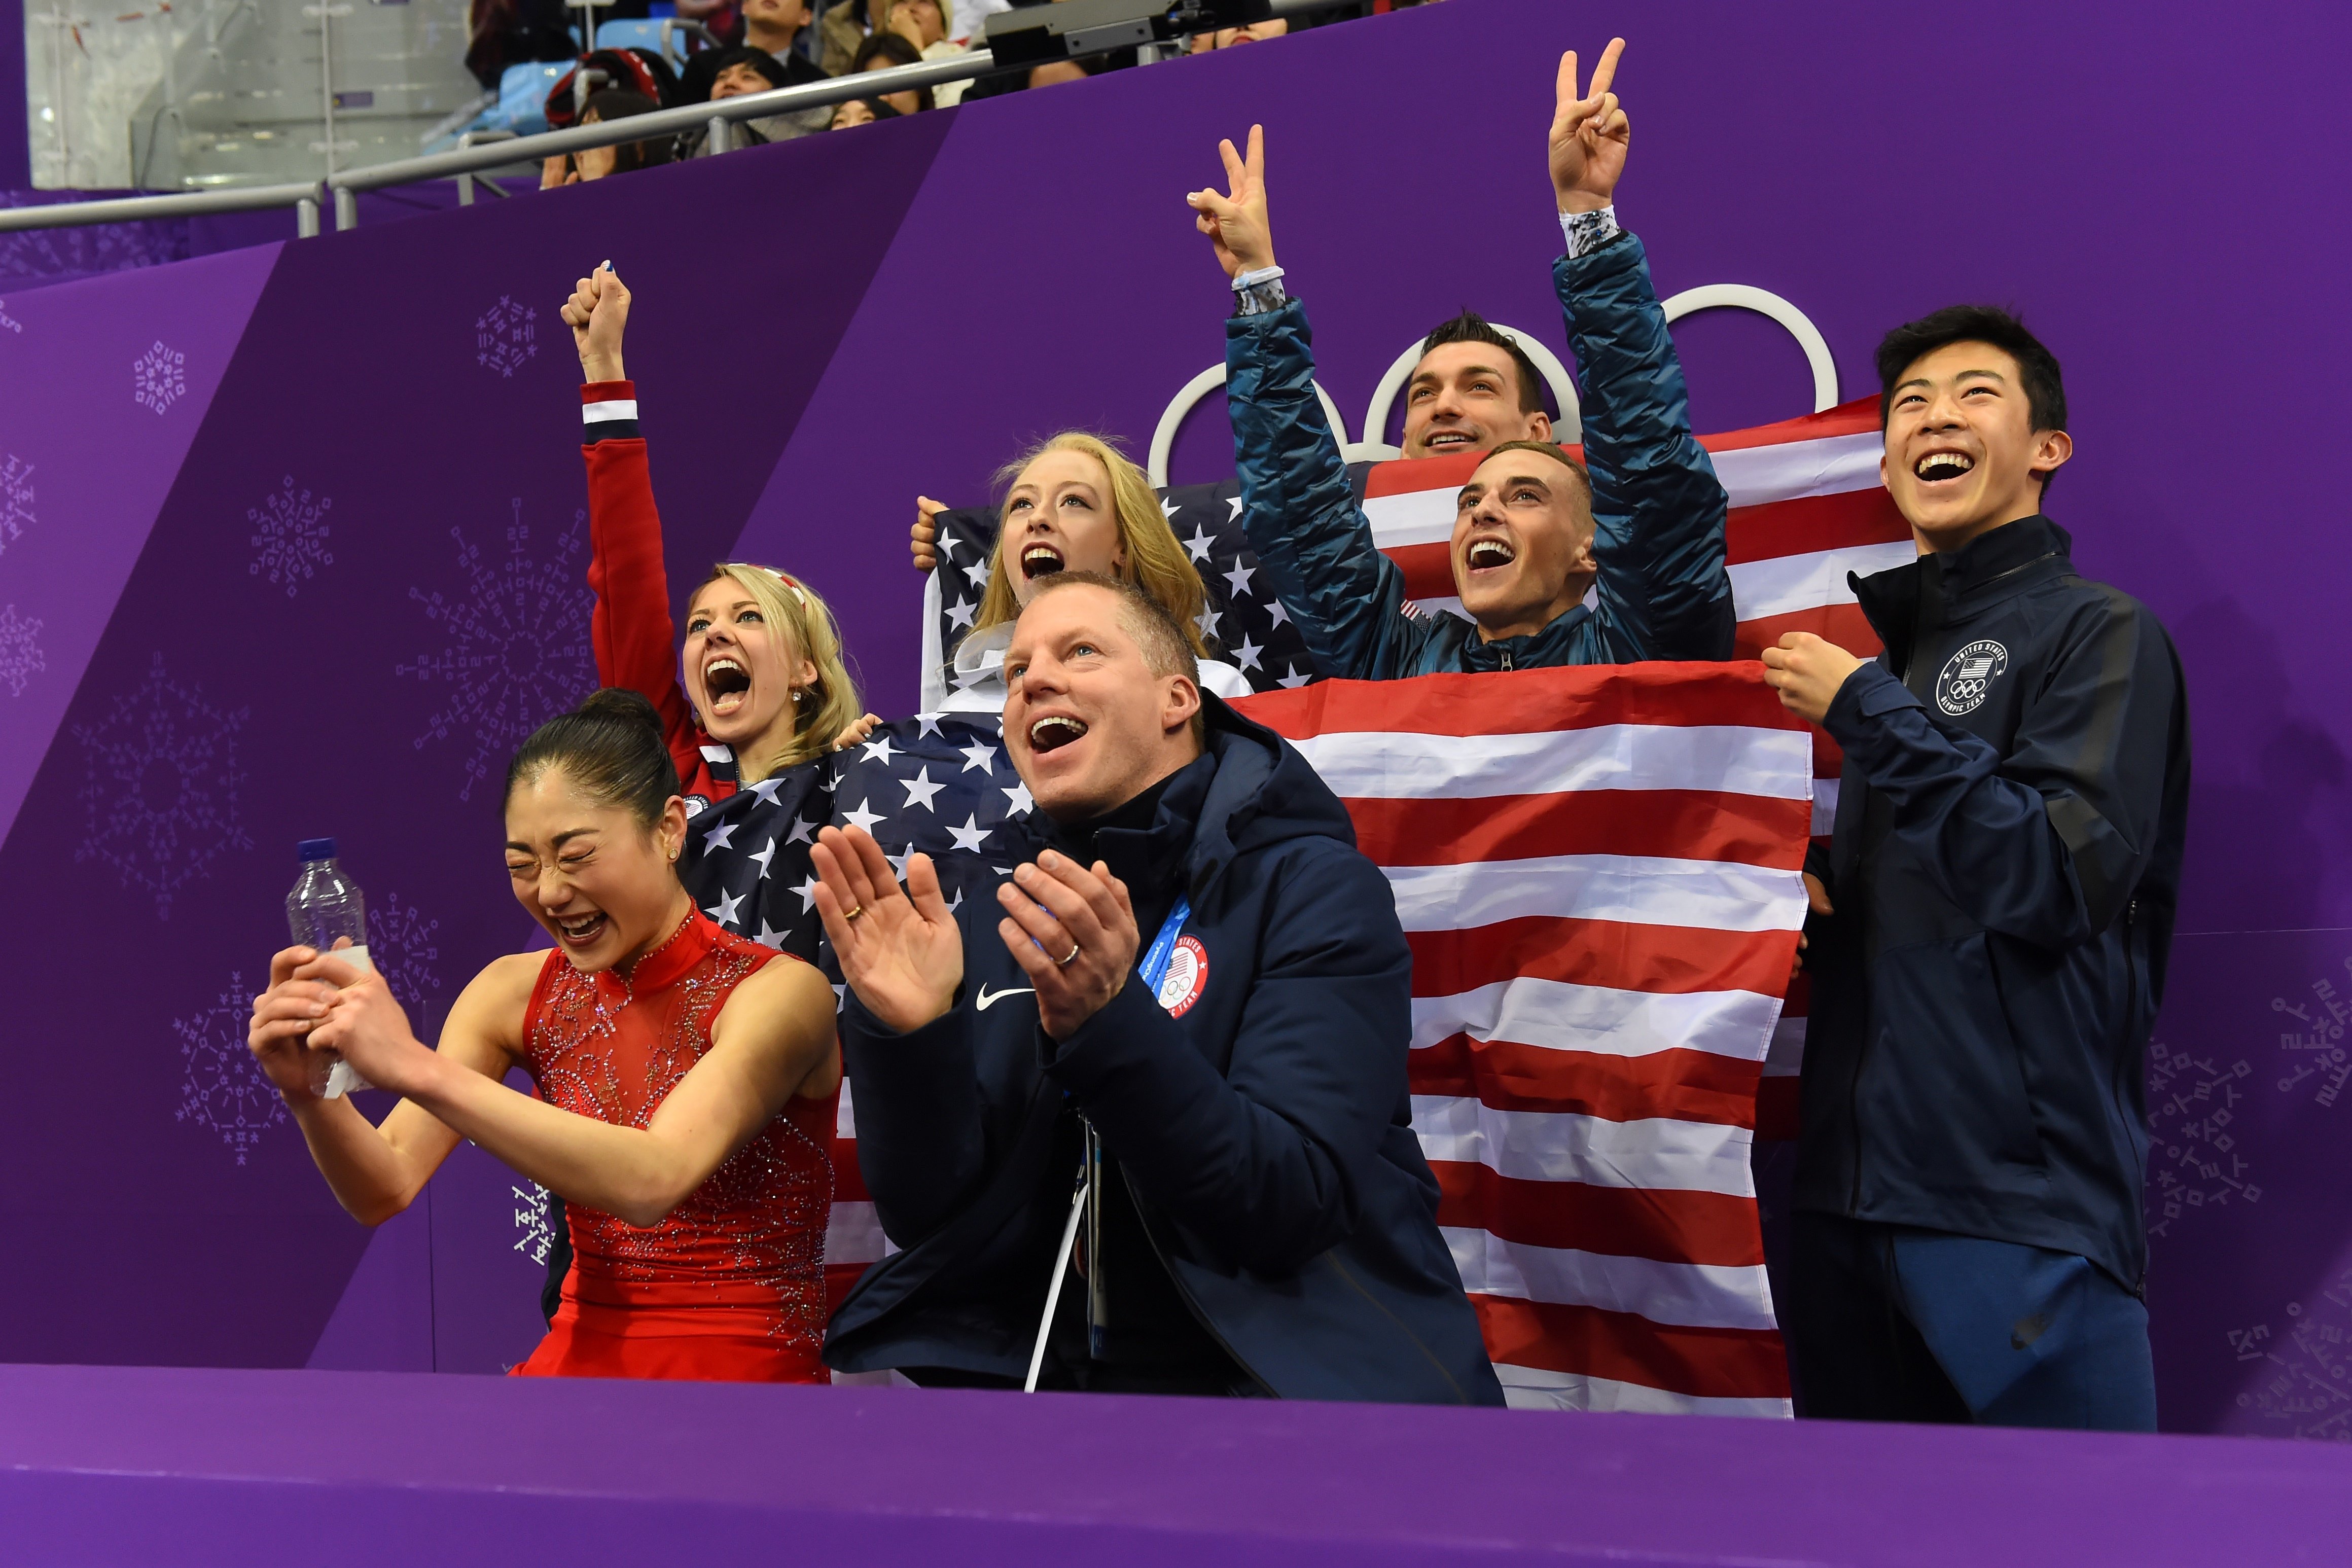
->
xmin=1547 ymin=42 xmax=1734 ymax=662
xmin=560 ymin=266 xmax=704 ymax=782
xmin=1191 ymin=127 xmax=1426 ymax=681
xmin=261 ymin=944 xmax=840 ymax=1229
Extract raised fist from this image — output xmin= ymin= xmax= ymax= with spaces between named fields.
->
xmin=1550 ymin=38 xmax=1629 ymax=215
xmin=912 ymin=495 xmax=946 ymax=573
xmin=560 ymin=262 xmax=631 ymax=382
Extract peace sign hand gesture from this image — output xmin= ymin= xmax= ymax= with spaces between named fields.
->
xmin=1186 ymin=124 xmax=1274 ymax=280
xmin=1550 ymin=37 xmax=1629 ymax=215
xmin=812 ymin=825 xmax=964 ymax=1035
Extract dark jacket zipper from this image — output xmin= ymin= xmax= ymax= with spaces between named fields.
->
xmin=1121 ymin=1164 xmax=1277 ymax=1397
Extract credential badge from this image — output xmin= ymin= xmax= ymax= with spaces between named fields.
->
xmin=1936 ymin=639 xmax=2009 ymax=716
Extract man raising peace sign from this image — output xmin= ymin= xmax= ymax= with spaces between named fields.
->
xmin=1187 ymin=40 xmax=1734 ymax=679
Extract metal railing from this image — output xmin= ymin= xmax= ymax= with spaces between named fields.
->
xmin=0 ymin=0 xmax=1340 ymax=241
xmin=0 ymin=179 xmax=327 ymax=237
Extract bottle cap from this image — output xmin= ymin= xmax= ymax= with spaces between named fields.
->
xmin=297 ymin=838 xmax=338 ymax=862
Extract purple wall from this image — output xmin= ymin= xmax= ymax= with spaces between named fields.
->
xmin=0 ymin=0 xmax=2344 ymax=1435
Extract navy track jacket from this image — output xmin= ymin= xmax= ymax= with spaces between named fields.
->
xmin=1794 ymin=516 xmax=2191 ymax=1290
xmin=1223 ymin=232 xmax=1734 ymax=675
xmin=823 ymin=698 xmax=1504 ymax=1405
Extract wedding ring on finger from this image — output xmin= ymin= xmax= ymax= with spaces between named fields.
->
xmin=1058 ymin=943 xmax=1081 ymax=967
xmin=843 ymin=905 xmax=865 ymax=923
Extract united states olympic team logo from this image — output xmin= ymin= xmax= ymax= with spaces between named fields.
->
xmin=1157 ymin=935 xmax=1209 ymax=1017
xmin=1936 ymin=639 xmax=2010 ymax=716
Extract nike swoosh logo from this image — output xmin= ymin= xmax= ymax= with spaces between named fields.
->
xmin=974 ymin=984 xmax=1036 ymax=1012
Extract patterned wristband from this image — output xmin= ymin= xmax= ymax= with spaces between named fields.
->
xmin=1559 ymin=205 xmax=1622 ymax=259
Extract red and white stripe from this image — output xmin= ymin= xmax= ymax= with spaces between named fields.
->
xmin=1355 ymin=398 xmax=1909 ymax=1141
xmin=1237 ymin=666 xmax=1812 ymax=1417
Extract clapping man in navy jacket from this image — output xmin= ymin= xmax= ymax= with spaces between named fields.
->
xmin=811 ymin=573 xmax=1501 ymax=1403
xmin=1762 ymin=308 xmax=2190 ymax=1430
xmin=1182 ymin=38 xmax=1734 ymax=678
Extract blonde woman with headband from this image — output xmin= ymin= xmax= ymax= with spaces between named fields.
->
xmin=913 ymin=433 xmax=1255 ymax=711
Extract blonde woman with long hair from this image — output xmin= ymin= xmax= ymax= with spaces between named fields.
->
xmin=559 ymin=260 xmax=876 ymax=940
xmin=917 ymin=432 xmax=1254 ymax=711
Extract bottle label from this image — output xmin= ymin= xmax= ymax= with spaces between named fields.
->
xmin=319 ymin=945 xmax=373 ymax=1100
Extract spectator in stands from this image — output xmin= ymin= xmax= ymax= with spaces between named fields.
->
xmin=677 ymin=0 xmax=829 ymax=110
xmin=1189 ymin=18 xmax=1286 ymax=50
xmin=538 ymin=89 xmax=675 ymax=187
xmin=1184 ymin=39 xmax=1735 ymax=679
xmin=851 ymin=31 xmax=934 ymax=112
xmin=813 ymin=573 xmax=1505 ymax=1405
xmin=828 ymin=96 xmax=902 ymax=128
xmin=680 ymin=41 xmax=832 ymax=145
xmin=1761 ymin=309 xmax=2190 ymax=1432
xmin=878 ymin=0 xmax=971 ymax=105
xmin=816 ymin=0 xmax=871 ymax=75
xmin=908 ymin=433 xmax=1254 ymax=711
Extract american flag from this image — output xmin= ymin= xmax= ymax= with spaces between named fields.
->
xmin=823 ymin=397 xmax=1910 ymax=1389
xmin=1239 ymin=664 xmax=1810 ymax=1414
xmin=1339 ymin=398 xmax=1912 ymax=1139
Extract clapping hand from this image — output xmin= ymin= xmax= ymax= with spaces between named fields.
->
xmin=812 ymin=826 xmax=964 ymax=1034
xmin=995 ymin=850 xmax=1139 ymax=1041
xmin=1187 ymin=124 xmax=1273 ymax=280
xmin=560 ymin=262 xmax=630 ymax=382
xmin=1550 ymin=38 xmax=1628 ymax=215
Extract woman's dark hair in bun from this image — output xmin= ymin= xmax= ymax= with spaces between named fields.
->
xmin=504 ymin=688 xmax=682 ymax=828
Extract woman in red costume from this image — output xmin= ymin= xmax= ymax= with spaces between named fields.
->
xmin=248 ymin=689 xmax=841 ymax=1382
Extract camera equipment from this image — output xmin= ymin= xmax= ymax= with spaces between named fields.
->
xmin=981 ymin=0 xmax=1273 ymax=67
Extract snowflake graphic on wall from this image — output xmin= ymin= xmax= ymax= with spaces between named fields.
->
xmin=514 ymin=1182 xmax=555 ymax=1266
xmin=2270 ymin=955 xmax=2352 ymax=1107
xmin=475 ymin=296 xmax=538 ymax=378
xmin=0 ymin=454 xmax=31 ymax=554
xmin=396 ymin=500 xmax=592 ymax=800
xmin=132 ymin=341 xmax=188 ymax=415
xmin=0 ymin=605 xmax=45 ymax=698
xmin=2228 ymin=1267 xmax=2352 ymax=1441
xmin=367 ymin=890 xmax=444 ymax=1007
xmin=2143 ymin=1039 xmax=2261 ymax=1240
xmin=72 ymin=652 xmax=253 ymax=919
xmin=247 ymin=475 xmax=334 ymax=597
xmin=173 ymin=970 xmax=286 ymax=1165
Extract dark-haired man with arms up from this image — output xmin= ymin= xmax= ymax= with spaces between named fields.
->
xmin=811 ymin=573 xmax=1501 ymax=1403
xmin=1761 ymin=308 xmax=2190 ymax=1430
xmin=1184 ymin=39 xmax=1733 ymax=678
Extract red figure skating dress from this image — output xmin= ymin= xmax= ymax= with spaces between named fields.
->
xmin=511 ymin=911 xmax=835 ymax=1382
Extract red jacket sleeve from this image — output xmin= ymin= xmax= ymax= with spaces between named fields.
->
xmin=581 ymin=380 xmax=703 ymax=788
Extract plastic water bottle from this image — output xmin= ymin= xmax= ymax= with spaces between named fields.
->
xmin=287 ymin=837 xmax=372 ymax=1099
